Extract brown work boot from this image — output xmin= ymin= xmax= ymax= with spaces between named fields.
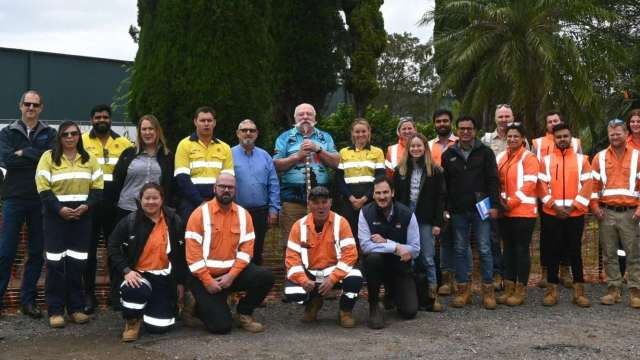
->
xmin=302 ymin=296 xmax=323 ymax=322
xmin=543 ymin=284 xmax=558 ymax=306
xmin=70 ymin=312 xmax=90 ymax=324
xmin=235 ymin=314 xmax=265 ymax=333
xmin=572 ymin=283 xmax=591 ymax=308
xmin=368 ymin=301 xmax=385 ymax=329
xmin=559 ymin=265 xmax=573 ymax=289
xmin=497 ymin=280 xmax=515 ymax=305
xmin=537 ymin=268 xmax=548 ymax=288
xmin=493 ymin=273 xmax=504 ymax=291
xmin=49 ymin=315 xmax=66 ymax=328
xmin=629 ymin=288 xmax=640 ymax=309
xmin=451 ymin=283 xmax=472 ymax=308
xmin=481 ymin=283 xmax=497 ymax=310
xmin=601 ymin=286 xmax=622 ymax=305
xmin=339 ymin=310 xmax=356 ymax=328
xmin=506 ymin=282 xmax=526 ymax=306
xmin=429 ymin=286 xmax=444 ymax=312
xmin=438 ymin=272 xmax=453 ymax=296
xmin=122 ymin=318 xmax=141 ymax=342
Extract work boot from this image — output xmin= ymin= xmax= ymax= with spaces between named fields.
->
xmin=368 ymin=301 xmax=385 ymax=329
xmin=20 ymin=303 xmax=42 ymax=319
xmin=537 ymin=268 xmax=548 ymax=288
xmin=497 ymin=280 xmax=515 ymax=305
xmin=506 ymin=282 xmax=526 ymax=306
xmin=438 ymin=272 xmax=453 ymax=296
xmin=451 ymin=283 xmax=472 ymax=308
xmin=235 ymin=314 xmax=265 ymax=333
xmin=572 ymin=283 xmax=591 ymax=308
xmin=84 ymin=294 xmax=97 ymax=315
xmin=481 ymin=284 xmax=497 ymax=310
xmin=70 ymin=312 xmax=90 ymax=324
xmin=601 ymin=286 xmax=622 ymax=305
xmin=383 ymin=294 xmax=395 ymax=310
xmin=122 ymin=318 xmax=141 ymax=342
xmin=629 ymin=288 xmax=640 ymax=309
xmin=339 ymin=310 xmax=356 ymax=328
xmin=493 ymin=273 xmax=504 ymax=291
xmin=49 ymin=315 xmax=66 ymax=328
xmin=302 ymin=296 xmax=323 ymax=322
xmin=559 ymin=265 xmax=573 ymax=289
xmin=543 ymin=284 xmax=558 ymax=306
xmin=429 ymin=286 xmax=444 ymax=312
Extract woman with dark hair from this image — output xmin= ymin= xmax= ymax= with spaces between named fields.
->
xmin=35 ymin=120 xmax=103 ymax=328
xmin=495 ymin=123 xmax=539 ymax=306
xmin=108 ymin=182 xmax=187 ymax=342
xmin=394 ymin=133 xmax=445 ymax=312
xmin=626 ymin=109 xmax=640 ymax=150
xmin=111 ymin=114 xmax=175 ymax=220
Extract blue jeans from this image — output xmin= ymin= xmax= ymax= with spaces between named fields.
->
xmin=0 ymin=198 xmax=44 ymax=307
xmin=440 ymin=225 xmax=472 ymax=274
xmin=452 ymin=211 xmax=493 ymax=284
xmin=418 ymin=224 xmax=437 ymax=286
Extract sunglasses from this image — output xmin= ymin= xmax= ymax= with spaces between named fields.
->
xmin=496 ymin=104 xmax=512 ymax=109
xmin=239 ymin=128 xmax=257 ymax=133
xmin=22 ymin=102 xmax=41 ymax=108
xmin=61 ymin=131 xmax=80 ymax=138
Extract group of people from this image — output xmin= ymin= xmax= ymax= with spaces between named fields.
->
xmin=1 ymin=90 xmax=640 ymax=341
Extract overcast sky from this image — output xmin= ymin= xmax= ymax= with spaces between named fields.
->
xmin=0 ymin=1 xmax=434 ymax=61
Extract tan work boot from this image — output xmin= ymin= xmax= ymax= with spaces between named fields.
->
xmin=438 ymin=272 xmax=453 ymax=296
xmin=302 ymin=296 xmax=323 ymax=322
xmin=572 ymin=283 xmax=591 ymax=308
xmin=506 ymin=282 xmax=526 ymax=306
xmin=559 ymin=265 xmax=573 ymax=289
xmin=70 ymin=312 xmax=90 ymax=324
xmin=482 ymin=283 xmax=497 ymax=310
xmin=451 ymin=283 xmax=472 ymax=308
xmin=429 ymin=286 xmax=444 ymax=312
xmin=339 ymin=310 xmax=356 ymax=328
xmin=629 ymin=288 xmax=640 ymax=309
xmin=493 ymin=273 xmax=504 ymax=291
xmin=601 ymin=286 xmax=622 ymax=305
xmin=122 ymin=318 xmax=141 ymax=342
xmin=537 ymin=268 xmax=548 ymax=288
xmin=543 ymin=284 xmax=558 ymax=306
xmin=235 ymin=314 xmax=265 ymax=333
xmin=49 ymin=315 xmax=66 ymax=328
xmin=497 ymin=280 xmax=515 ymax=304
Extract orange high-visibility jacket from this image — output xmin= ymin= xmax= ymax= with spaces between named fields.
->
xmin=538 ymin=147 xmax=592 ymax=217
xmin=385 ymin=139 xmax=406 ymax=178
xmin=627 ymin=135 xmax=640 ymax=151
xmin=285 ymin=211 xmax=358 ymax=286
xmin=185 ymin=200 xmax=254 ymax=288
xmin=496 ymin=147 xmax=539 ymax=218
xmin=533 ymin=133 xmax=581 ymax=160
xmin=428 ymin=134 xmax=457 ymax=166
xmin=591 ymin=145 xmax=640 ymax=208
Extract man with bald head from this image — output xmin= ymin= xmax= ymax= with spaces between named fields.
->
xmin=273 ymin=103 xmax=339 ymax=242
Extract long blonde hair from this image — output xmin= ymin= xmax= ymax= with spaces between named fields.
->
xmin=398 ymin=133 xmax=435 ymax=177
xmin=137 ymin=114 xmax=169 ymax=155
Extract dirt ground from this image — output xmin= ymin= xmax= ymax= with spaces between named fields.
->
xmin=1 ymin=284 xmax=639 ymax=360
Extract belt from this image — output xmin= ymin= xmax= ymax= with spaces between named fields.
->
xmin=601 ymin=204 xmax=635 ymax=212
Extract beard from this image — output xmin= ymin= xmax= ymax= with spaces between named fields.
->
xmin=240 ymin=138 xmax=255 ymax=147
xmin=436 ymin=126 xmax=451 ymax=136
xmin=216 ymin=192 xmax=234 ymax=204
xmin=94 ymin=122 xmax=111 ymax=134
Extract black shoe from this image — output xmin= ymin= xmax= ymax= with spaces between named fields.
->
xmin=84 ymin=295 xmax=97 ymax=314
xmin=383 ymin=295 xmax=395 ymax=310
xmin=21 ymin=303 xmax=42 ymax=319
xmin=368 ymin=302 xmax=385 ymax=329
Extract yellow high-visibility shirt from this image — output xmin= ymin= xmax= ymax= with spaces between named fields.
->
xmin=174 ymin=134 xmax=234 ymax=184
xmin=338 ymin=145 xmax=385 ymax=184
xmin=36 ymin=150 xmax=103 ymax=202
xmin=82 ymin=131 xmax=133 ymax=182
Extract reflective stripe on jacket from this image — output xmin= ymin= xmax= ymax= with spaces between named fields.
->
xmin=538 ymin=147 xmax=592 ymax=216
xmin=533 ymin=133 xmax=581 ymax=160
xmin=590 ymin=145 xmax=640 ymax=208
xmin=428 ymin=134 xmax=457 ymax=166
xmin=497 ymin=147 xmax=539 ymax=218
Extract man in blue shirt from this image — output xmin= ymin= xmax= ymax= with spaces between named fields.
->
xmin=232 ymin=119 xmax=280 ymax=265
xmin=273 ymin=103 xmax=339 ymax=247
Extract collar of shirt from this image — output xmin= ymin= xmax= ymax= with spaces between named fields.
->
xmin=209 ymin=198 xmax=238 ymax=215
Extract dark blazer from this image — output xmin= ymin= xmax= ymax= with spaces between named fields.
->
xmin=394 ymin=163 xmax=446 ymax=227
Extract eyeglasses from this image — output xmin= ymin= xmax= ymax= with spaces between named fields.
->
xmin=239 ymin=128 xmax=257 ymax=133
xmin=507 ymin=122 xmax=522 ymax=126
xmin=496 ymin=104 xmax=511 ymax=109
xmin=61 ymin=131 xmax=79 ymax=138
xmin=216 ymin=184 xmax=235 ymax=190
xmin=22 ymin=102 xmax=41 ymax=108
xmin=608 ymin=118 xmax=625 ymax=126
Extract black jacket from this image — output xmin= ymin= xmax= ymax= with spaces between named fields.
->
xmin=441 ymin=140 xmax=500 ymax=214
xmin=107 ymin=206 xmax=188 ymax=286
xmin=110 ymin=145 xmax=175 ymax=208
xmin=394 ymin=164 xmax=446 ymax=227
xmin=0 ymin=120 xmax=56 ymax=199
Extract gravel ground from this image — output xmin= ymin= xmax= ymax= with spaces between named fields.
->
xmin=1 ymin=284 xmax=639 ymax=360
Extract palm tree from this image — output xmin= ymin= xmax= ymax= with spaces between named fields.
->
xmin=422 ymin=0 xmax=625 ymax=139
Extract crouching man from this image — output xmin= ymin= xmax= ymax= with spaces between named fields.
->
xmin=284 ymin=186 xmax=362 ymax=328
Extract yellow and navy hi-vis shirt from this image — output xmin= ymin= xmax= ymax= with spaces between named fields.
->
xmin=336 ymin=145 xmax=385 ymax=198
xmin=82 ymin=130 xmax=133 ymax=183
xmin=174 ymin=133 xmax=234 ymax=204
xmin=36 ymin=150 xmax=104 ymax=206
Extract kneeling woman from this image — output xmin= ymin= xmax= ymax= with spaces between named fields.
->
xmin=108 ymin=183 xmax=188 ymax=342
xmin=36 ymin=121 xmax=103 ymax=328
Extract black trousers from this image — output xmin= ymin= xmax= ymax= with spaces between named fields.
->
xmin=120 ymin=273 xmax=176 ymax=334
xmin=541 ymin=213 xmax=585 ymax=284
xmin=499 ymin=217 xmax=535 ymax=284
xmin=247 ymin=206 xmax=268 ymax=266
xmin=283 ymin=268 xmax=363 ymax=311
xmin=189 ymin=263 xmax=274 ymax=334
xmin=44 ymin=211 xmax=92 ymax=316
xmin=85 ymin=203 xmax=117 ymax=299
xmin=363 ymin=253 xmax=417 ymax=319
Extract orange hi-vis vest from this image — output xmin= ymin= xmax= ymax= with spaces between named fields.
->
xmin=627 ymin=135 xmax=640 ymax=151
xmin=428 ymin=134 xmax=457 ymax=166
xmin=591 ymin=145 xmax=640 ymax=208
xmin=533 ymin=133 xmax=581 ymax=160
xmin=285 ymin=211 xmax=359 ymax=286
xmin=385 ymin=139 xmax=406 ymax=177
xmin=538 ymin=147 xmax=592 ymax=217
xmin=185 ymin=200 xmax=255 ymax=287
xmin=496 ymin=147 xmax=539 ymax=218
